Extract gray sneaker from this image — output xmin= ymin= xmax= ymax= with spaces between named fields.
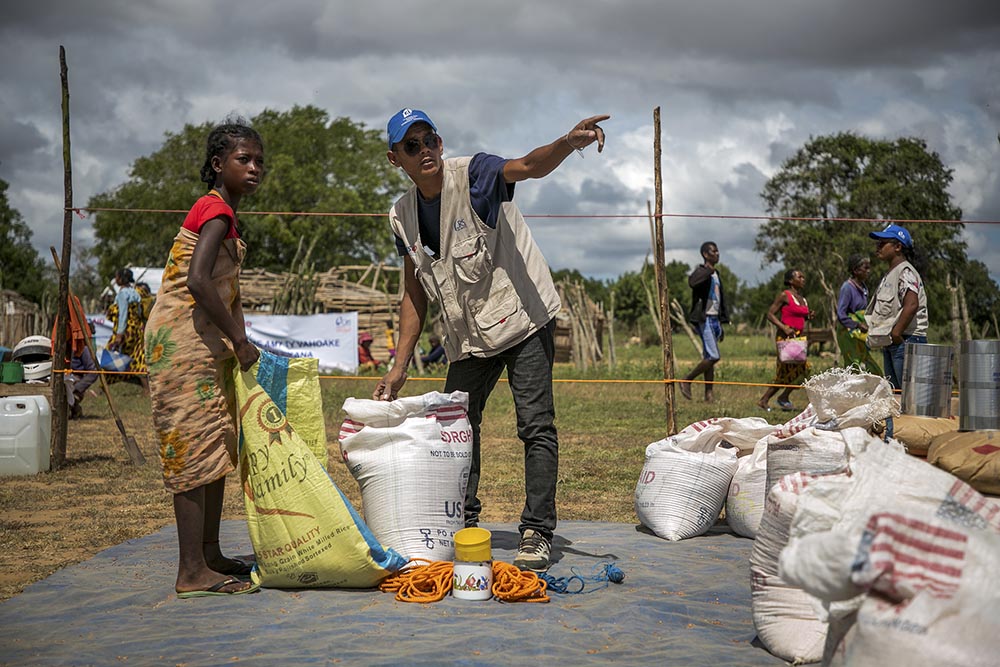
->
xmin=513 ymin=529 xmax=551 ymax=572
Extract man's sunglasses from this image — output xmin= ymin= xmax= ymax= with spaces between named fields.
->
xmin=401 ymin=133 xmax=440 ymax=156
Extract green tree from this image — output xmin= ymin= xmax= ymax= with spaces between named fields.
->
xmin=607 ymin=258 xmax=746 ymax=337
xmin=89 ymin=106 xmax=408 ymax=278
xmin=550 ymin=267 xmax=610 ymax=307
xmin=742 ymin=270 xmax=787 ymax=329
xmin=0 ymin=178 xmax=47 ymax=303
xmin=753 ymin=132 xmax=988 ymax=332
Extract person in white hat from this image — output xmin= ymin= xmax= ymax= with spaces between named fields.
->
xmin=374 ymin=108 xmax=609 ymax=572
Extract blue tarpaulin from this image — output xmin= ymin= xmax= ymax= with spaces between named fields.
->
xmin=0 ymin=520 xmax=787 ymax=666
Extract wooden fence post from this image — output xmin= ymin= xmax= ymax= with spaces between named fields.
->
xmin=652 ymin=107 xmax=677 ymax=435
xmin=51 ymin=46 xmax=73 ymax=468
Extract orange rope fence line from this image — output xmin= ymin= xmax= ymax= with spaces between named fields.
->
xmin=48 ymin=367 xmax=826 ymax=391
xmin=378 ymin=559 xmax=549 ymax=604
xmin=69 ymin=206 xmax=1000 ymax=225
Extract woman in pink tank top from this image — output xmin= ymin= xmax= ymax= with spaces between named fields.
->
xmin=758 ymin=269 xmax=812 ymax=412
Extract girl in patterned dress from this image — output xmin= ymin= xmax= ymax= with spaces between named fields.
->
xmin=144 ymin=122 xmax=263 ymax=598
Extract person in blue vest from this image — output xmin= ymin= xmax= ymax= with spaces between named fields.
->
xmin=373 ymin=108 xmax=608 ymax=572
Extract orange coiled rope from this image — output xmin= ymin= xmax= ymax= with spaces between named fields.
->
xmin=378 ymin=559 xmax=549 ymax=604
xmin=491 ymin=561 xmax=549 ymax=603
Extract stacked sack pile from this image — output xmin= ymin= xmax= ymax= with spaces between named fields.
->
xmin=778 ymin=428 xmax=1000 ymax=666
xmin=635 ymin=368 xmax=1000 ymax=664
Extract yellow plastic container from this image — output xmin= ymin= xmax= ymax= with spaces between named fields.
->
xmin=453 ymin=527 xmax=492 ymax=601
xmin=454 ymin=527 xmax=492 ymax=561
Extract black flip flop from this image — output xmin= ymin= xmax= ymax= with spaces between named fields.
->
xmin=177 ymin=577 xmax=260 ymax=599
xmin=217 ymin=557 xmax=255 ymax=576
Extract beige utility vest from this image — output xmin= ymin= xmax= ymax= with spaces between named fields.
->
xmin=865 ymin=260 xmax=928 ymax=348
xmin=388 ymin=157 xmax=561 ymax=362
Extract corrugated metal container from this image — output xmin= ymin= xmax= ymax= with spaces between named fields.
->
xmin=959 ymin=340 xmax=1000 ymax=431
xmin=902 ymin=343 xmax=954 ymax=418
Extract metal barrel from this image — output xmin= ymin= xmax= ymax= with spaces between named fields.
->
xmin=959 ymin=340 xmax=1000 ymax=431
xmin=901 ymin=343 xmax=954 ymax=418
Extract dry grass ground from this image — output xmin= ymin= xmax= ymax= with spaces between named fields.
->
xmin=0 ymin=339 xmax=832 ymax=602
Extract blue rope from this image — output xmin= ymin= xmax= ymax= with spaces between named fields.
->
xmin=539 ymin=562 xmax=625 ymax=594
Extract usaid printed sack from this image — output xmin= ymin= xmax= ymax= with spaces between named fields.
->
xmin=236 ymin=355 xmax=406 ymax=588
xmin=726 ymin=437 xmax=768 ymax=538
xmin=634 ymin=419 xmax=763 ymax=541
xmin=339 ymin=391 xmax=473 ymax=561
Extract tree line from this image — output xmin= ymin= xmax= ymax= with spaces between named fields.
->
xmin=3 ymin=107 xmax=997 ymax=340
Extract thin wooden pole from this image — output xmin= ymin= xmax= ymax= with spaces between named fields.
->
xmin=957 ymin=280 xmax=972 ymax=341
xmin=607 ymin=291 xmax=617 ymax=369
xmin=652 ymin=107 xmax=677 ymax=434
xmin=52 ymin=46 xmax=73 ymax=468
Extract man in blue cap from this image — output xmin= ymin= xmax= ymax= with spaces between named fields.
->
xmin=374 ymin=107 xmax=609 ymax=571
xmin=865 ymin=223 xmax=928 ymax=389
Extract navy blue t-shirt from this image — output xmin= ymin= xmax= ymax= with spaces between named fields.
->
xmin=394 ymin=153 xmax=515 ymax=258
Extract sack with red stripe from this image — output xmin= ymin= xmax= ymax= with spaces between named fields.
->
xmin=778 ymin=427 xmax=1000 ymax=664
xmin=338 ymin=391 xmax=472 ymax=561
xmin=829 ymin=512 xmax=1000 ymax=667
xmin=750 ymin=470 xmax=853 ymax=664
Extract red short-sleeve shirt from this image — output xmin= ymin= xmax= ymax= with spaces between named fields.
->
xmin=181 ymin=193 xmax=239 ymax=238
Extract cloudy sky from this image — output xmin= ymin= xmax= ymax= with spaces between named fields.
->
xmin=2 ymin=0 xmax=999 ymax=286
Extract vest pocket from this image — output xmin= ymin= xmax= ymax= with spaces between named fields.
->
xmin=470 ymin=285 xmax=529 ymax=351
xmin=453 ymin=234 xmax=493 ymax=284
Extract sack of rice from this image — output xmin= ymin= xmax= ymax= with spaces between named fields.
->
xmin=826 ymin=513 xmax=1000 ymax=667
xmin=236 ymin=362 xmax=406 ymax=588
xmin=750 ymin=471 xmax=851 ymax=663
xmin=635 ymin=420 xmax=742 ymax=540
xmin=765 ymin=426 xmax=850 ymax=496
xmin=726 ymin=437 xmax=768 ymax=538
xmin=339 ymin=391 xmax=473 ymax=560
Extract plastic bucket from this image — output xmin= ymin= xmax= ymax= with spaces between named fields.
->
xmin=959 ymin=340 xmax=1000 ymax=431
xmin=453 ymin=527 xmax=492 ymax=601
xmin=901 ymin=343 xmax=954 ymax=418
xmin=454 ymin=527 xmax=492 ymax=562
xmin=1 ymin=362 xmax=24 ymax=384
xmin=0 ymin=395 xmax=51 ymax=475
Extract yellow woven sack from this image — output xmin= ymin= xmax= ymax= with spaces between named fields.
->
xmin=236 ymin=352 xmax=406 ymax=588
xmin=251 ymin=352 xmax=327 ymax=467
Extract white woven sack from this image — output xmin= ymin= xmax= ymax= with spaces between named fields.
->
xmin=804 ymin=366 xmax=899 ymax=425
xmin=827 ymin=514 xmax=1000 ymax=667
xmin=338 ymin=391 xmax=472 ymax=561
xmin=780 ymin=427 xmax=1000 ymax=605
xmin=635 ymin=422 xmax=739 ymax=541
xmin=765 ymin=426 xmax=850 ymax=496
xmin=777 ymin=428 xmax=1000 ymax=665
xmin=750 ymin=471 xmax=850 ymax=664
xmin=676 ymin=416 xmax=776 ymax=453
xmin=772 ymin=403 xmax=818 ymax=439
xmin=726 ymin=436 xmax=768 ymax=538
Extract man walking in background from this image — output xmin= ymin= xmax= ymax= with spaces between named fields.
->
xmin=679 ymin=241 xmax=727 ymax=403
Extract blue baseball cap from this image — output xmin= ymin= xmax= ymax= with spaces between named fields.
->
xmin=869 ymin=223 xmax=912 ymax=248
xmin=387 ymin=108 xmax=437 ymax=148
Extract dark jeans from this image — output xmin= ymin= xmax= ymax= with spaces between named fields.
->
xmin=883 ymin=334 xmax=928 ymax=390
xmin=444 ymin=319 xmax=558 ymax=540
xmin=70 ymin=347 xmax=98 ymax=396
